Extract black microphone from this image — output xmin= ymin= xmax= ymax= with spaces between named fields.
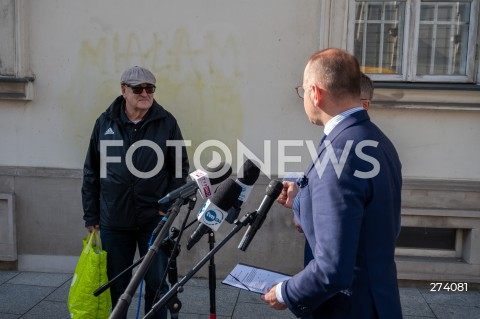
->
xmin=238 ymin=179 xmax=283 ymax=251
xmin=224 ymin=159 xmax=261 ymax=224
xmin=158 ymin=163 xmax=232 ymax=204
xmin=186 ymin=179 xmax=242 ymax=250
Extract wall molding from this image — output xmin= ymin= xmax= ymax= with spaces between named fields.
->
xmin=1 ymin=166 xmax=479 ymax=190
xmin=373 ymin=88 xmax=480 ymax=111
xmin=0 ymin=166 xmax=82 ymax=179
xmin=402 ymin=178 xmax=480 ymax=193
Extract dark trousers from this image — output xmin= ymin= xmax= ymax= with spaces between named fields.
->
xmin=101 ymin=225 xmax=168 ymax=319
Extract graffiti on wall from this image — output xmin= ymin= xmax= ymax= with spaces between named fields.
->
xmin=62 ymin=28 xmax=245 ymax=166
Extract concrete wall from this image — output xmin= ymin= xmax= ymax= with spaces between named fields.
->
xmin=0 ymin=0 xmax=479 ymax=281
xmin=2 ymin=167 xmax=479 ymax=282
xmin=1 ymin=0 xmax=479 ymax=176
xmin=0 ymin=0 xmax=323 ymax=173
xmin=0 ymin=0 xmax=321 ymax=275
xmin=0 ymin=167 xmax=305 ymax=277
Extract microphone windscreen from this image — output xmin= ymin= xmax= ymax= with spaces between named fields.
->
xmin=238 ymin=159 xmax=260 ymax=186
xmin=210 ymin=178 xmax=242 ymax=211
xmin=206 ymin=162 xmax=233 ymax=185
xmin=266 ymin=179 xmax=284 ymax=197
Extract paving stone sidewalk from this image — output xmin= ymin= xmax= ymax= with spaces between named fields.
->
xmin=1 ymin=271 xmax=479 ymax=318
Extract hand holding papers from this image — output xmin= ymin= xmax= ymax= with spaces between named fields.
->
xmin=222 ymin=264 xmax=292 ymax=294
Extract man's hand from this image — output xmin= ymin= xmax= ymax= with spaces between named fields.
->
xmin=261 ymin=285 xmax=288 ymax=310
xmin=277 ymin=181 xmax=298 ymax=209
xmin=87 ymin=225 xmax=100 ymax=233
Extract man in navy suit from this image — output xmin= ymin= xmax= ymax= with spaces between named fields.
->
xmin=291 ymin=71 xmax=376 ymax=268
xmin=261 ymin=48 xmax=403 ymax=318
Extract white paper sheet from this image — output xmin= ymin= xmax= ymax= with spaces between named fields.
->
xmin=222 ymin=263 xmax=292 ymax=294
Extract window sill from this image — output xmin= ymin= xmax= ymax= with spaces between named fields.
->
xmin=372 ymin=85 xmax=480 ymax=111
xmin=0 ymin=77 xmax=35 ymax=101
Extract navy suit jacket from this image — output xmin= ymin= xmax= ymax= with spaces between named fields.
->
xmin=282 ymin=110 xmax=402 ymax=319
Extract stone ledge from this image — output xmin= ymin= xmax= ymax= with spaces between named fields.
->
xmin=373 ymin=87 xmax=480 ymax=111
xmin=397 ymin=271 xmax=480 ymax=284
xmin=403 ymin=178 xmax=480 ymax=193
xmin=396 ymin=256 xmax=480 ymax=283
xmin=402 ymin=208 xmax=480 ymax=219
xmin=0 ymin=166 xmax=479 ymax=191
xmin=0 ymin=166 xmax=82 ymax=179
xmin=0 ymin=78 xmax=34 ymax=101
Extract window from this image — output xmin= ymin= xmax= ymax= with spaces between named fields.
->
xmin=0 ymin=0 xmax=34 ymax=100
xmin=348 ymin=0 xmax=479 ymax=83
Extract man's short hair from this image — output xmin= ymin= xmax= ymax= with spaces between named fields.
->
xmin=360 ymin=73 xmax=374 ymax=101
xmin=306 ymin=48 xmax=361 ymax=99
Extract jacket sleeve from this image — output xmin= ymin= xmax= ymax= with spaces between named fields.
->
xmin=282 ymin=140 xmax=370 ymax=317
xmin=81 ymin=119 xmax=101 ymax=227
xmin=158 ymin=120 xmax=190 ymax=212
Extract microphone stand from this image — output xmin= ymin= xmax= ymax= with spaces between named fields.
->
xmin=94 ymin=197 xmax=195 ymax=299
xmin=93 ymin=210 xmax=176 ymax=297
xmin=143 ymin=210 xmax=258 ymax=319
xmin=208 ymin=229 xmax=217 ymax=319
xmin=155 ymin=196 xmax=197 ymax=319
xmin=110 ymin=197 xmax=186 ymax=319
xmin=159 ymin=227 xmax=182 ymax=319
xmin=93 ymin=255 xmax=145 ymax=297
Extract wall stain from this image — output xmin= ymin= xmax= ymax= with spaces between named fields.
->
xmin=59 ymin=29 xmax=245 ymax=167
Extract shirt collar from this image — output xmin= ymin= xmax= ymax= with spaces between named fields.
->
xmin=324 ymin=106 xmax=364 ymax=136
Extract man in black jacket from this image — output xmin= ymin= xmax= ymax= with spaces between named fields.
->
xmin=82 ymin=66 xmax=189 ymax=319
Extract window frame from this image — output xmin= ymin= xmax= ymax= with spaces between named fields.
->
xmin=0 ymin=0 xmax=34 ymax=101
xmin=347 ymin=0 xmax=480 ymax=83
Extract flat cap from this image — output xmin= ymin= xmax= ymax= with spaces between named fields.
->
xmin=120 ymin=66 xmax=156 ymax=86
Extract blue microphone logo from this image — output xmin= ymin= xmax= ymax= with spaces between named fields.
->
xmin=203 ymin=209 xmax=224 ymax=226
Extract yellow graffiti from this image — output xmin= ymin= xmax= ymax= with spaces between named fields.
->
xmin=62 ymin=29 xmax=245 ymax=166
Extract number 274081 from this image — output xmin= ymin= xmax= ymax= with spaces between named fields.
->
xmin=430 ymin=282 xmax=468 ymax=292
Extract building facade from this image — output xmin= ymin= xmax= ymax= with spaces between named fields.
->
xmin=0 ymin=0 xmax=479 ymax=283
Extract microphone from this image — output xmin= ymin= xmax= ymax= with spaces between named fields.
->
xmin=186 ymin=179 xmax=242 ymax=250
xmin=224 ymin=159 xmax=261 ymax=224
xmin=158 ymin=163 xmax=232 ymax=204
xmin=238 ymin=179 xmax=283 ymax=252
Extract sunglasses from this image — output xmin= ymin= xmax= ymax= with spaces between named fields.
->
xmin=125 ymin=85 xmax=156 ymax=94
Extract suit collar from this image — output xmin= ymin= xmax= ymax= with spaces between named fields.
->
xmin=324 ymin=106 xmax=365 ymax=135
xmin=306 ymin=110 xmax=370 ymax=174
xmin=323 ymin=109 xmax=370 ymax=145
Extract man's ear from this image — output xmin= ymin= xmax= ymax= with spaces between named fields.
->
xmin=362 ymin=100 xmax=371 ymax=111
xmin=311 ymin=85 xmax=324 ymax=108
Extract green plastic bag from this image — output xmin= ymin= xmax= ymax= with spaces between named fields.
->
xmin=68 ymin=231 xmax=112 ymax=318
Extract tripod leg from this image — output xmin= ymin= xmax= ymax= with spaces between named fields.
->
xmin=167 ymin=296 xmax=182 ymax=319
xmin=167 ymin=247 xmax=182 ymax=318
xmin=208 ymin=231 xmax=216 ymax=318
